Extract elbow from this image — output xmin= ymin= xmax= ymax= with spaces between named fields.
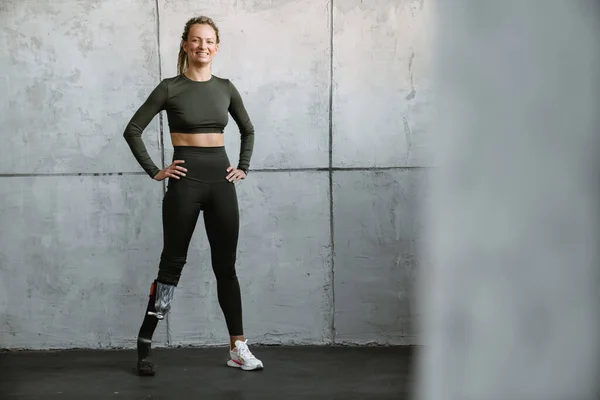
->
xmin=123 ymin=131 xmax=134 ymax=145
xmin=123 ymin=122 xmax=140 ymax=141
xmin=241 ymin=125 xmax=255 ymax=137
xmin=123 ymin=124 xmax=132 ymax=140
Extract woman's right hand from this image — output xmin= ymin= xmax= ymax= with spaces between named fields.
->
xmin=153 ymin=160 xmax=187 ymax=181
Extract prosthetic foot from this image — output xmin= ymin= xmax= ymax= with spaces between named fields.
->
xmin=136 ymin=280 xmax=175 ymax=376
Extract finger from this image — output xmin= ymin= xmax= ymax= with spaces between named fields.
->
xmin=231 ymin=172 xmax=242 ymax=183
xmin=226 ymin=166 xmax=234 ymax=172
xmin=172 ymin=169 xmax=186 ymax=176
xmin=175 ymin=166 xmax=188 ymax=172
xmin=167 ymin=168 xmax=182 ymax=176
xmin=172 ymin=160 xmax=185 ymax=165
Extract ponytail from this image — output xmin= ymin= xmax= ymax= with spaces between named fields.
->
xmin=177 ymin=44 xmax=187 ymax=75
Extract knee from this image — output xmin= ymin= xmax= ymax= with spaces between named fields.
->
xmin=212 ymin=251 xmax=237 ymax=278
xmin=158 ymin=254 xmax=188 ymax=285
xmin=215 ymin=270 xmax=238 ymax=282
xmin=160 ymin=254 xmax=187 ymax=269
xmin=213 ymin=259 xmax=238 ymax=282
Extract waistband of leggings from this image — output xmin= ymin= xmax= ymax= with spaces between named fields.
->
xmin=173 ymin=146 xmax=227 ymax=155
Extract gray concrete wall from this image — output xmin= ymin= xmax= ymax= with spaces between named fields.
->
xmin=0 ymin=0 xmax=432 ymax=349
xmin=417 ymin=1 xmax=600 ymax=400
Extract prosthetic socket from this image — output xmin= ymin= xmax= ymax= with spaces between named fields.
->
xmin=146 ymin=282 xmax=175 ymax=320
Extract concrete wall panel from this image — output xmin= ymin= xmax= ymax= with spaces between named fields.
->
xmin=0 ymin=176 xmax=167 ymax=349
xmin=0 ymin=0 xmax=162 ymax=174
xmin=332 ymin=0 xmax=433 ymax=168
xmin=333 ymin=169 xmax=426 ymax=345
xmin=167 ymin=171 xmax=332 ymax=346
xmin=158 ymin=0 xmax=331 ymax=170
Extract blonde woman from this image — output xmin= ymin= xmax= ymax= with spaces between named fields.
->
xmin=123 ymin=15 xmax=263 ymax=376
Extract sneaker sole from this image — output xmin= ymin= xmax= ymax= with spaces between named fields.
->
xmin=137 ymin=360 xmax=156 ymax=376
xmin=226 ymin=359 xmax=264 ymax=371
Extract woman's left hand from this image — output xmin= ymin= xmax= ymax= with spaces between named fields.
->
xmin=226 ymin=166 xmax=246 ymax=183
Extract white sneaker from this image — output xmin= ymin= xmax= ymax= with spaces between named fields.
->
xmin=226 ymin=340 xmax=264 ymax=371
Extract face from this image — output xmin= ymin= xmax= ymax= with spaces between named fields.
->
xmin=183 ymin=24 xmax=219 ymax=65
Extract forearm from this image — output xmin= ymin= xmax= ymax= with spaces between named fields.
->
xmin=228 ymin=80 xmax=255 ymax=173
xmin=122 ymin=80 xmax=167 ymax=179
xmin=238 ymin=132 xmax=254 ymax=173
xmin=123 ymin=126 xmax=161 ymax=179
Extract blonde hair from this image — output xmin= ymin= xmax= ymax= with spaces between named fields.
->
xmin=177 ymin=16 xmax=220 ymax=75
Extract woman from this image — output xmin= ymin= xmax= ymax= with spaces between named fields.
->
xmin=123 ymin=15 xmax=263 ymax=376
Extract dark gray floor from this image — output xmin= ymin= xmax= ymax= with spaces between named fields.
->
xmin=0 ymin=345 xmax=416 ymax=400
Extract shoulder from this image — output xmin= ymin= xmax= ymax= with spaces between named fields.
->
xmin=210 ymin=74 xmax=229 ymax=83
xmin=148 ymin=76 xmax=176 ymax=94
xmin=156 ymin=75 xmax=188 ymax=97
xmin=212 ymin=75 xmax=245 ymax=98
xmin=160 ymin=75 xmax=182 ymax=88
xmin=210 ymin=74 xmax=234 ymax=90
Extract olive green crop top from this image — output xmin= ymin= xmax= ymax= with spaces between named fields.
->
xmin=123 ymin=74 xmax=255 ymax=178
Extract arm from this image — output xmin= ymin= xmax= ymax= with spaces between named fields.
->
xmin=228 ymin=80 xmax=255 ymax=174
xmin=123 ymin=80 xmax=168 ymax=179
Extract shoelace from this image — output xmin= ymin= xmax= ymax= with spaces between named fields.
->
xmin=236 ymin=342 xmax=256 ymax=360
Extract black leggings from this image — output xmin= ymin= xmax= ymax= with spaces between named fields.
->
xmin=156 ymin=145 xmax=243 ymax=336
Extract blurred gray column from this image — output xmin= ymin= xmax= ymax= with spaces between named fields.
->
xmin=417 ymin=1 xmax=600 ymax=400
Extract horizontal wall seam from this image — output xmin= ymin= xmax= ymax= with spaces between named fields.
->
xmin=0 ymin=166 xmax=430 ymax=177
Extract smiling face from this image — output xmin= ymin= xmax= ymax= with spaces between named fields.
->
xmin=183 ymin=23 xmax=219 ymax=66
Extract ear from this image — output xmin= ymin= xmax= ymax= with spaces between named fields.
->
xmin=181 ymin=40 xmax=188 ymax=53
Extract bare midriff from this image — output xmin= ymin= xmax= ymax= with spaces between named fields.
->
xmin=170 ymin=132 xmax=224 ymax=147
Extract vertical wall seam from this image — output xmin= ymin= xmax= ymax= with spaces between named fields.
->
xmin=328 ymin=0 xmax=336 ymax=345
xmin=156 ymin=0 xmax=165 ymax=174
xmin=154 ymin=0 xmax=170 ymax=347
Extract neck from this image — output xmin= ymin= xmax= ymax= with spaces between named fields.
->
xmin=184 ymin=64 xmax=212 ymax=82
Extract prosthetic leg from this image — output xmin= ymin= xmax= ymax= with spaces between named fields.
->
xmin=136 ymin=280 xmax=175 ymax=376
